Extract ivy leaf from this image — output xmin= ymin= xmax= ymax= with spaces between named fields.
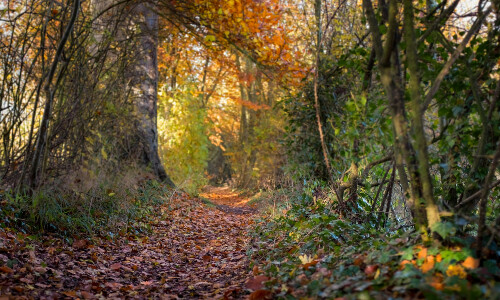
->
xmin=431 ymin=221 xmax=456 ymax=239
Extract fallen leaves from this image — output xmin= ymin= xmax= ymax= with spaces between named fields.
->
xmin=0 ymin=188 xmax=255 ymax=299
xmin=249 ymin=289 xmax=273 ymax=300
xmin=245 ymin=275 xmax=270 ymax=290
xmin=109 ymin=263 xmax=122 ymax=271
xmin=72 ymin=239 xmax=88 ymax=250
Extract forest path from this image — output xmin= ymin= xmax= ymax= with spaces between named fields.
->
xmin=0 ymin=187 xmax=256 ymax=299
xmin=199 ymin=186 xmax=257 ymax=215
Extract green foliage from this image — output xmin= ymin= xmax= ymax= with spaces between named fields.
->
xmin=282 ymin=46 xmax=392 ymax=183
xmin=431 ymin=221 xmax=457 ymax=240
xmin=250 ymin=186 xmax=500 ymax=299
xmin=158 ymin=85 xmax=210 ymax=193
xmin=0 ymin=179 xmax=173 ymax=237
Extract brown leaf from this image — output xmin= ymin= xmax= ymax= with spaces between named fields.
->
xmin=33 ymin=266 xmax=46 ymax=274
xmin=249 ymin=289 xmax=272 ymax=300
xmin=202 ymin=255 xmax=211 ymax=262
xmin=20 ymin=277 xmax=32 ymax=284
xmin=73 ymin=239 xmax=87 ymax=249
xmin=303 ymin=260 xmax=318 ymax=270
xmin=62 ymin=291 xmax=77 ymax=297
xmin=364 ymin=265 xmax=378 ymax=276
xmin=110 ymin=263 xmax=122 ymax=271
xmin=214 ymin=282 xmax=224 ymax=289
xmin=353 ymin=256 xmax=364 ymax=266
xmin=252 ymin=265 xmax=260 ymax=276
xmin=0 ymin=266 xmax=13 ymax=273
xmin=105 ymin=282 xmax=123 ymax=290
xmin=81 ymin=291 xmax=94 ymax=299
xmin=245 ymin=275 xmax=269 ymax=291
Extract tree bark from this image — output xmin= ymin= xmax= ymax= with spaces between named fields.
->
xmin=93 ymin=0 xmax=174 ymax=186
xmin=363 ymin=0 xmax=429 ymax=231
xmin=403 ymin=0 xmax=440 ymax=228
xmin=128 ymin=2 xmax=173 ymax=185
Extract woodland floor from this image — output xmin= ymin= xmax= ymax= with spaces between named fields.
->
xmin=0 ymin=186 xmax=257 ymax=299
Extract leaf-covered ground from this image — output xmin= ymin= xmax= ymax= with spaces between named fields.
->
xmin=0 ymin=187 xmax=256 ymax=299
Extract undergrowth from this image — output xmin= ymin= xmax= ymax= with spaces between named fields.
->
xmin=0 ymin=174 xmax=174 ymax=238
xmin=249 ymin=184 xmax=500 ymax=299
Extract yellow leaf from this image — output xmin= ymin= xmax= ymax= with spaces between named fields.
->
xmin=298 ymin=254 xmax=313 ymax=264
xmin=446 ymin=264 xmax=467 ymax=278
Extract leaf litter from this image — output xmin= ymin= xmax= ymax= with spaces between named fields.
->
xmin=0 ymin=188 xmax=256 ymax=299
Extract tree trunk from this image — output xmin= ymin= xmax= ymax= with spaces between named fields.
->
xmin=128 ymin=2 xmax=173 ymax=185
xmin=94 ymin=0 xmax=174 ymax=186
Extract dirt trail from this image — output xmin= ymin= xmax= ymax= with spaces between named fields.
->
xmin=0 ymin=187 xmax=256 ymax=299
xmin=200 ymin=186 xmax=256 ymax=215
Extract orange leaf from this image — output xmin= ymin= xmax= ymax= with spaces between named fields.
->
xmin=417 ymin=248 xmax=427 ymax=260
xmin=399 ymin=260 xmax=412 ymax=270
xmin=353 ymin=256 xmax=364 ymax=266
xmin=421 ymin=256 xmax=435 ymax=273
xmin=461 ymin=257 xmax=479 ymax=269
xmin=62 ymin=291 xmax=77 ymax=297
xmin=303 ymin=260 xmax=318 ymax=270
xmin=429 ymin=279 xmax=444 ymax=291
